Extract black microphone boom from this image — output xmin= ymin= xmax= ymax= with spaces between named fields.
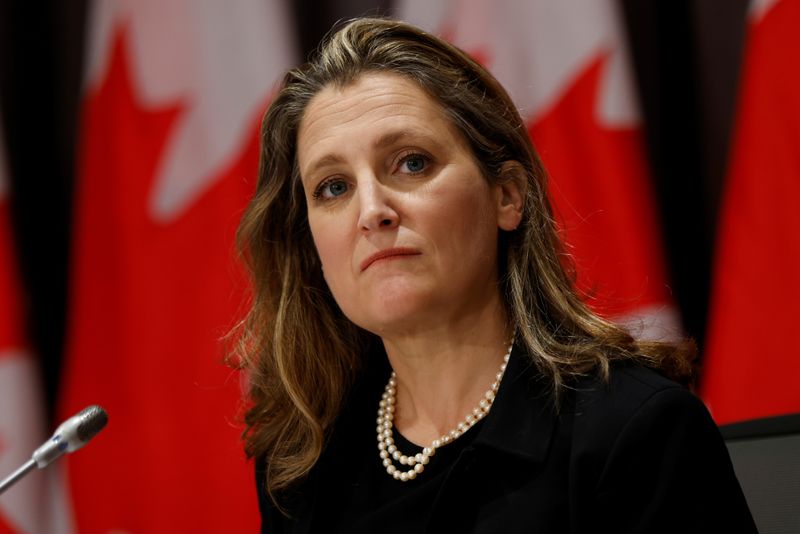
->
xmin=0 ymin=405 xmax=108 ymax=495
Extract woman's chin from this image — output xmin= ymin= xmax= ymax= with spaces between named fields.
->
xmin=349 ymin=295 xmax=437 ymax=337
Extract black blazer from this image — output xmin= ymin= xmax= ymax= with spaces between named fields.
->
xmin=256 ymin=346 xmax=757 ymax=533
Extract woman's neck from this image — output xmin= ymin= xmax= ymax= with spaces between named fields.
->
xmin=380 ymin=298 xmax=511 ymax=447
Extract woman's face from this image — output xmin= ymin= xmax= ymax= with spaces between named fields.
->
xmin=297 ymin=72 xmax=520 ymax=336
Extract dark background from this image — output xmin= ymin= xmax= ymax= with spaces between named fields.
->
xmin=0 ymin=0 xmax=751 ymax=415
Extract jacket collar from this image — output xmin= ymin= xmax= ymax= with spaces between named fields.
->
xmin=470 ymin=342 xmax=559 ymax=465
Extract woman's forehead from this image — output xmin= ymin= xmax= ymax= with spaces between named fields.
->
xmin=299 ymin=72 xmax=442 ymax=134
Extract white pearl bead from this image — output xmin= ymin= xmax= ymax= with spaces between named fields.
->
xmin=376 ymin=339 xmax=513 ymax=482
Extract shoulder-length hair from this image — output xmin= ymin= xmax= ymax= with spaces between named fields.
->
xmin=232 ymin=17 xmax=694 ymax=501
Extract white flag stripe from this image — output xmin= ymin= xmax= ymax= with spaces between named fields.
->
xmin=0 ymin=354 xmax=46 ymax=533
xmin=398 ymin=0 xmax=640 ymax=126
xmin=85 ymin=0 xmax=295 ymax=222
xmin=614 ymin=306 xmax=684 ymax=343
xmin=750 ymin=0 xmax=780 ymax=20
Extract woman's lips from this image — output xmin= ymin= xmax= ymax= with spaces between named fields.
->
xmin=360 ymin=248 xmax=421 ymax=272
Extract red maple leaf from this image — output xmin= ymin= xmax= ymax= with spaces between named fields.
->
xmin=61 ymin=27 xmax=260 ymax=533
xmin=529 ymin=54 xmax=671 ymax=318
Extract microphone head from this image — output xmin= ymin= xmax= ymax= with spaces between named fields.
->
xmin=76 ymin=405 xmax=109 ymax=443
xmin=32 ymin=405 xmax=109 ymax=468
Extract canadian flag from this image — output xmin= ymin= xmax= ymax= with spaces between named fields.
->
xmin=701 ymin=0 xmax=800 ymax=424
xmin=60 ymin=1 xmax=295 ymax=532
xmin=0 ymin=122 xmax=73 ymax=533
xmin=399 ymin=0 xmax=679 ymax=339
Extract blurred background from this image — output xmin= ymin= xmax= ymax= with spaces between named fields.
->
xmin=0 ymin=0 xmax=796 ymax=532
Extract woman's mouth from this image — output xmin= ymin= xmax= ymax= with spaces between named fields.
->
xmin=360 ymin=248 xmax=421 ymax=271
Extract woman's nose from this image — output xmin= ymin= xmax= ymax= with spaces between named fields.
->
xmin=356 ymin=177 xmax=399 ymax=233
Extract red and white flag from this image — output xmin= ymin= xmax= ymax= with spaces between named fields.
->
xmin=60 ymin=1 xmax=295 ymax=532
xmin=0 ymin=121 xmax=73 ymax=533
xmin=0 ymin=116 xmax=40 ymax=534
xmin=399 ymin=0 xmax=679 ymax=339
xmin=701 ymin=0 xmax=800 ymax=424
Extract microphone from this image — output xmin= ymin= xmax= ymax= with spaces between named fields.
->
xmin=0 ymin=405 xmax=108 ymax=495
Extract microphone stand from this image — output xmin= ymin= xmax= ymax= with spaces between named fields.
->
xmin=0 ymin=459 xmax=36 ymax=495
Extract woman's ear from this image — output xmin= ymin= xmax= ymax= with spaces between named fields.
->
xmin=494 ymin=161 xmax=526 ymax=231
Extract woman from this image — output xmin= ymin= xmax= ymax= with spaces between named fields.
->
xmin=233 ymin=18 xmax=756 ymax=533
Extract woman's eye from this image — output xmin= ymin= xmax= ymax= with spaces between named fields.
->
xmin=314 ymin=179 xmax=349 ymax=200
xmin=399 ymin=154 xmax=428 ymax=174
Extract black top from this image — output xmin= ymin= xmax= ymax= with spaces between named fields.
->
xmin=256 ymin=345 xmax=757 ymax=533
xmin=339 ymin=419 xmax=486 ymax=532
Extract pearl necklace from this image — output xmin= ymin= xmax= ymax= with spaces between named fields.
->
xmin=376 ymin=342 xmax=513 ymax=482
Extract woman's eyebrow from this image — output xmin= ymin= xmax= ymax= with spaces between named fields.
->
xmin=373 ymin=130 xmax=440 ymax=150
xmin=305 ymin=153 xmax=346 ymax=179
xmin=374 ymin=130 xmax=411 ymax=149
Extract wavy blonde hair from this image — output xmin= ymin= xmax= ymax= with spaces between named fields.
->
xmin=232 ymin=17 xmax=695 ymax=503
